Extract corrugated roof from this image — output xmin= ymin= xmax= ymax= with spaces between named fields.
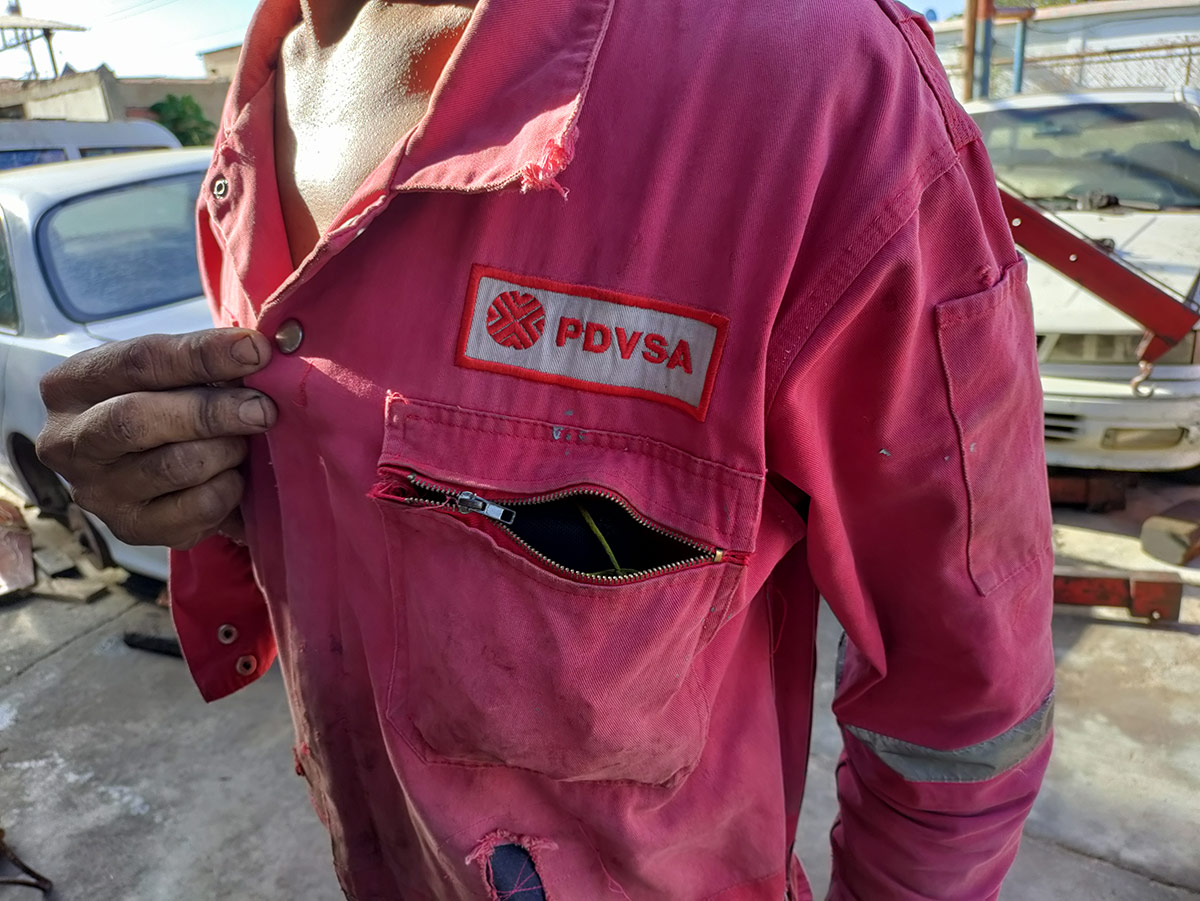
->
xmin=0 ymin=15 xmax=86 ymax=32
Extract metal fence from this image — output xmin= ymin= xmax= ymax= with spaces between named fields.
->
xmin=943 ymin=41 xmax=1200 ymax=99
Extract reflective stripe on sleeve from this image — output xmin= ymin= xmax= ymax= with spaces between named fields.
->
xmin=844 ymin=692 xmax=1054 ymax=784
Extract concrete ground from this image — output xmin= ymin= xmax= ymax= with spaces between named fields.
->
xmin=1 ymin=479 xmax=1198 ymax=901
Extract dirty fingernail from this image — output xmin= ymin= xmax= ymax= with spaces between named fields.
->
xmin=231 ymin=335 xmax=261 ymax=366
xmin=238 ymin=396 xmax=271 ymax=428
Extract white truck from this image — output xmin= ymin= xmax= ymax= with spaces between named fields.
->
xmin=968 ymin=88 xmax=1200 ymax=475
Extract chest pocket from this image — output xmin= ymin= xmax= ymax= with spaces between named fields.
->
xmin=370 ymin=396 xmax=761 ymax=786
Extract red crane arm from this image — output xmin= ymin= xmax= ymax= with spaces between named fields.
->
xmin=999 ymin=188 xmax=1200 ymax=366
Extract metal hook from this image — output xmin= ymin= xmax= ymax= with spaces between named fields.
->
xmin=1131 ymin=360 xmax=1156 ymax=398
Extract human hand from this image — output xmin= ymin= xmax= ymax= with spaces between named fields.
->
xmin=36 ymin=329 xmax=276 ymax=550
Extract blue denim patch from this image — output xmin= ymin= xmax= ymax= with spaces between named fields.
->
xmin=489 ymin=843 xmax=546 ymax=899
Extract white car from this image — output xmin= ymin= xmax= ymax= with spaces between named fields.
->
xmin=0 ymin=119 xmax=181 ymax=171
xmin=0 ymin=148 xmax=215 ymax=580
xmin=968 ymin=88 xmax=1200 ymax=474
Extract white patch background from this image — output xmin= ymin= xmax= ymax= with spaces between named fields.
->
xmin=463 ymin=275 xmax=720 ymax=409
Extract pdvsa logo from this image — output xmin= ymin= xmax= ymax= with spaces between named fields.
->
xmin=462 ymin=266 xmax=727 ymax=421
xmin=486 ymin=291 xmax=546 ymax=349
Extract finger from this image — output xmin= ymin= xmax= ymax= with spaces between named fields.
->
xmin=96 ymin=437 xmax=248 ymax=503
xmin=70 ymin=387 xmax=276 ymax=461
xmin=114 ymin=469 xmax=245 ymax=549
xmin=40 ymin=329 xmax=272 ymax=412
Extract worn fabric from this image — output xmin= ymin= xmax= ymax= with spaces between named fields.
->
xmin=170 ymin=0 xmax=1056 ymax=898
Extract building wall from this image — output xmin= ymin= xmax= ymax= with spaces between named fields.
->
xmin=0 ymin=68 xmax=113 ymax=121
xmin=201 ymin=46 xmax=242 ymax=81
xmin=112 ymin=79 xmax=230 ymax=127
xmin=0 ymin=66 xmax=230 ymax=130
xmin=22 ymin=83 xmax=108 ymax=121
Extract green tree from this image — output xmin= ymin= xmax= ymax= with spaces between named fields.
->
xmin=149 ymin=94 xmax=217 ymax=147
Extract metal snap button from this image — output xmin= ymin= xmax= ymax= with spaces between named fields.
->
xmin=212 ymin=177 xmax=230 ymax=199
xmin=236 ymin=655 xmax=257 ymax=676
xmin=275 ymin=319 xmax=304 ymax=354
xmin=217 ymin=624 xmax=238 ymax=645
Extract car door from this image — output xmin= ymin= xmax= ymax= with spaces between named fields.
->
xmin=0 ymin=205 xmax=21 ymax=491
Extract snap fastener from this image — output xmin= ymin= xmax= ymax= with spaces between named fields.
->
xmin=212 ymin=177 xmax=230 ymax=199
xmin=236 ymin=655 xmax=257 ymax=676
xmin=217 ymin=624 xmax=238 ymax=645
xmin=275 ymin=319 xmax=304 ymax=354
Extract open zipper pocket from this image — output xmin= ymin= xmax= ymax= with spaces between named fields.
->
xmin=374 ymin=469 xmax=743 ymax=585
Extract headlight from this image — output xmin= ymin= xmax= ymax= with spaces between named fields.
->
xmin=1101 ymin=428 xmax=1186 ymax=450
xmin=1041 ymin=332 xmax=1197 ymax=365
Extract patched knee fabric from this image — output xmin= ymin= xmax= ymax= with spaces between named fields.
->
xmin=488 ymin=845 xmax=546 ymax=900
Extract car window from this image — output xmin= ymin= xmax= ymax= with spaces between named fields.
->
xmin=80 ymin=146 xmax=170 ymax=158
xmin=0 ymin=148 xmax=68 ymax=170
xmin=972 ymin=101 xmax=1200 ymax=208
xmin=0 ymin=213 xmax=16 ymax=330
xmin=38 ymin=171 xmax=205 ymax=322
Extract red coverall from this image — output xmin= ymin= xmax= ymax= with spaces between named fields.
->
xmin=171 ymin=0 xmax=1056 ymax=897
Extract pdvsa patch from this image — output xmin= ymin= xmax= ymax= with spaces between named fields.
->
xmin=457 ymin=265 xmax=728 ymax=420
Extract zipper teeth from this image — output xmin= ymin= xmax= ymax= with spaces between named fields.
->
xmin=404 ymin=473 xmax=717 ymax=586
xmin=502 ymin=536 xmax=712 ymax=586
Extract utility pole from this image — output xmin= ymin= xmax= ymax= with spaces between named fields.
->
xmin=963 ymin=0 xmax=978 ymax=101
xmin=43 ymin=28 xmax=56 ymax=77
xmin=0 ymin=11 xmax=84 ymax=83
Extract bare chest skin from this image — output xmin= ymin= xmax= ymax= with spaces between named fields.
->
xmin=274 ymin=2 xmax=474 ymax=267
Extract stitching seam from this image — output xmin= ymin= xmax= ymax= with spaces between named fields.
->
xmin=764 ymin=141 xmax=960 ymax=406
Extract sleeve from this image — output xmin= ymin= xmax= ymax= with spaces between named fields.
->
xmin=170 ymin=539 xmax=277 ymax=702
xmin=766 ymin=136 xmax=1056 ymax=900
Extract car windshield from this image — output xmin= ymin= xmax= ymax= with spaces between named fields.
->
xmin=972 ymin=101 xmax=1200 ymax=209
xmin=38 ymin=171 xmax=205 ymax=322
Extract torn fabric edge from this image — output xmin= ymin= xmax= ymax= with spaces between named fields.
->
xmin=467 ymin=830 xmax=558 ymax=901
xmin=520 ymin=126 xmax=579 ymax=199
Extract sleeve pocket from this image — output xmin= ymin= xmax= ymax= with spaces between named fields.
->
xmin=935 ymin=258 xmax=1052 ymax=595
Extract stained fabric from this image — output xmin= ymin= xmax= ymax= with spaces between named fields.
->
xmin=169 ymin=0 xmax=1055 ymax=898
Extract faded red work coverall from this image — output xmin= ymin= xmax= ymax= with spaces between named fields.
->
xmin=171 ymin=0 xmax=1056 ymax=897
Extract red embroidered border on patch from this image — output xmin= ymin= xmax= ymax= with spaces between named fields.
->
xmin=457 ymin=264 xmax=728 ymax=421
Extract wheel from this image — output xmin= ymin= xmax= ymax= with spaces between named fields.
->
xmin=11 ymin=434 xmax=114 ymax=570
xmin=11 ymin=434 xmax=69 ymax=523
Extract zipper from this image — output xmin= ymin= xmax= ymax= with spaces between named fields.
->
xmin=384 ymin=469 xmax=744 ymax=585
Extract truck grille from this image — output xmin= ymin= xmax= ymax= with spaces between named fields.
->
xmin=1045 ymin=413 xmax=1083 ymax=443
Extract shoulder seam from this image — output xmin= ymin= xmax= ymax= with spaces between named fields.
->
xmin=764 ymin=139 xmax=962 ymax=408
xmin=873 ymin=0 xmax=978 ymax=151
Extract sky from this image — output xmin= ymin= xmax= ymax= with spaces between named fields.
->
xmin=2 ymin=0 xmax=969 ymax=80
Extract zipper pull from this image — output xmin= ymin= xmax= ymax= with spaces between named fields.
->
xmin=714 ymin=550 xmax=750 ymax=565
xmin=453 ymin=491 xmax=516 ymax=525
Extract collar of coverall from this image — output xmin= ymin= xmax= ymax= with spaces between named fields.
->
xmin=221 ymin=0 xmax=615 ymax=203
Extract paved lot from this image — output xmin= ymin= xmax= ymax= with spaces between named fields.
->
xmin=1 ymin=479 xmax=1197 ymax=900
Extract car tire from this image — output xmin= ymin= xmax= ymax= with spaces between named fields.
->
xmin=12 ymin=433 xmax=115 ymax=570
